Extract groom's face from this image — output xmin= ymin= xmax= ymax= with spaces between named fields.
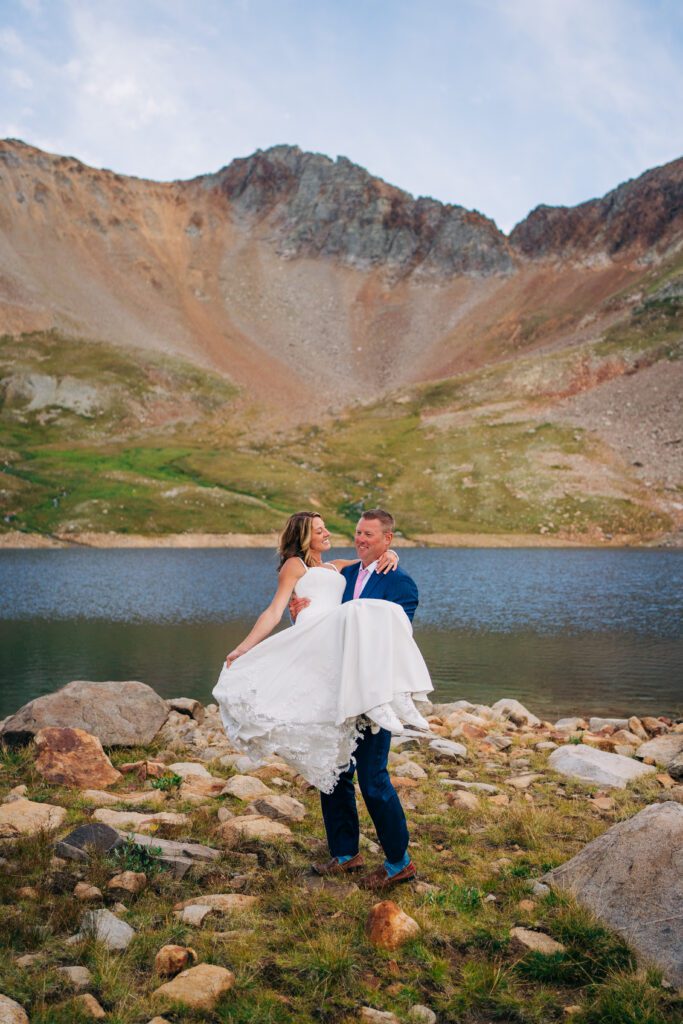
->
xmin=355 ymin=516 xmax=392 ymax=567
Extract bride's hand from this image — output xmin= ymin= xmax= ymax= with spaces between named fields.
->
xmin=377 ymin=548 xmax=399 ymax=574
xmin=225 ymin=648 xmax=244 ymax=668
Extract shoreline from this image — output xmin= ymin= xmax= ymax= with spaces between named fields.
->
xmin=1 ymin=529 xmax=680 ymax=550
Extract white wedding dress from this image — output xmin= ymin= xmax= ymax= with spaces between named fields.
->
xmin=212 ymin=565 xmax=433 ymax=793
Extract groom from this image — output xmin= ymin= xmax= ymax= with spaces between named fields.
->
xmin=290 ymin=508 xmax=419 ymax=890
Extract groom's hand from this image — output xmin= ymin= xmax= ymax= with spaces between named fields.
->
xmin=288 ymin=595 xmax=311 ymax=623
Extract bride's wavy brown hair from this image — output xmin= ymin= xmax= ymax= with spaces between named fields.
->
xmin=278 ymin=511 xmax=322 ymax=570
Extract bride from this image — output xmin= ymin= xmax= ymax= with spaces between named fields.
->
xmin=212 ymin=510 xmax=433 ymax=794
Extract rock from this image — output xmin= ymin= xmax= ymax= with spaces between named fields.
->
xmin=366 ymin=900 xmax=420 ymax=950
xmin=0 ymin=994 xmax=29 ymax=1023
xmin=167 ymin=698 xmax=205 ymax=722
xmin=14 ymin=954 xmax=43 ymax=968
xmin=216 ymin=814 xmax=293 ymax=845
xmin=491 ymin=699 xmax=541 ymax=727
xmin=75 ymin=908 xmax=135 ymax=950
xmin=174 ymin=904 xmax=213 ymax=927
xmin=154 ymin=944 xmax=197 ymax=976
xmin=544 ymin=802 xmax=683 ymax=986
xmin=518 ymin=899 xmax=537 ymax=913
xmin=531 ymin=880 xmax=550 ymax=897
xmin=119 ymin=759 xmax=167 ymax=779
xmin=174 ymin=894 xmax=257 ymax=914
xmin=536 ymin=741 xmax=558 ymax=751
xmin=2 ymin=785 xmax=27 ymax=802
xmin=0 ymin=680 xmax=169 ymax=746
xmin=167 ymin=761 xmax=213 ymax=779
xmin=221 ymin=775 xmax=275 ymax=800
xmin=179 ymin=777 xmax=225 ymax=801
xmin=628 ymin=716 xmax=649 ymax=741
xmin=428 ymin=739 xmax=468 ymax=761
xmin=554 ymin=718 xmax=587 ymax=732
xmin=0 ymin=797 xmax=67 ymax=838
xmin=440 ymin=779 xmax=499 ymax=794
xmin=152 ymin=963 xmax=235 ymax=1010
xmin=74 ymin=882 xmax=103 ymax=901
xmin=107 ymin=871 xmax=147 ymax=894
xmin=635 ymin=735 xmax=683 ymax=767
xmin=589 ymin=796 xmax=615 ymax=811
xmin=504 ymin=773 xmax=541 ymax=790
xmin=81 ymin=788 xmax=168 ymax=807
xmin=510 ymin=927 xmax=566 ymax=954
xmin=58 ymin=965 xmax=92 ymax=991
xmin=488 ymin=794 xmax=510 ymax=806
xmin=408 ymin=1006 xmax=437 ymax=1024
xmin=71 ymin=993 xmax=106 ymax=1019
xmin=548 ymin=745 xmax=656 ymax=789
xmin=609 ymin=730 xmax=643 ymax=747
xmin=392 ymin=760 xmax=427 ymax=780
xmin=147 ymin=1018 xmax=172 ymax=1024
xmin=56 ymin=823 xmax=124 ymax=861
xmin=447 ymin=790 xmax=479 ymax=811
xmin=360 ymin=1010 xmax=400 ymax=1023
xmin=92 ymin=808 xmax=190 ymax=831
xmin=589 ymin=717 xmax=629 ymax=732
xmin=16 ymin=886 xmax=39 ymax=899
xmin=482 ymin=734 xmax=512 ymax=750
xmin=247 ymin=795 xmax=306 ymax=822
xmin=642 ymin=717 xmax=668 ymax=735
xmin=670 ymin=753 xmax=683 ymax=782
xmin=33 ymin=726 xmax=122 ymax=789
xmin=122 ymin=831 xmax=221 ymax=878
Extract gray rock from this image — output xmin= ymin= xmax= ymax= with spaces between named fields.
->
xmin=0 ymin=680 xmax=169 ymax=746
xmin=58 ymin=965 xmax=92 ymax=991
xmin=491 ymin=698 xmax=541 ymax=727
xmin=428 ymin=739 xmax=468 ymax=761
xmin=439 ymin=779 xmax=499 ymax=794
xmin=530 ymin=880 xmax=550 ymax=897
xmin=554 ymin=717 xmax=587 ymax=732
xmin=75 ymin=908 xmax=135 ymax=950
xmin=126 ymin=831 xmax=221 ymax=878
xmin=670 ymin=753 xmax=683 ymax=782
xmin=548 ymin=744 xmax=656 ymax=789
xmin=408 ymin=1006 xmax=437 ymax=1024
xmin=510 ymin=927 xmax=565 ymax=954
xmin=247 ymin=794 xmax=306 ymax=822
xmin=55 ymin=822 xmax=124 ymax=861
xmin=167 ymin=698 xmax=205 ymax=722
xmin=589 ymin=717 xmax=629 ymax=732
xmin=431 ymin=701 xmax=475 ymax=716
xmin=359 ymin=1009 xmax=400 ymax=1024
xmin=635 ymin=735 xmax=683 ymax=767
xmin=543 ymin=802 xmax=683 ymax=987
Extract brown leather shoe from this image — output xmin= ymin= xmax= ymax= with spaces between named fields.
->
xmin=311 ymin=852 xmax=365 ymax=876
xmin=358 ymin=860 xmax=417 ymax=891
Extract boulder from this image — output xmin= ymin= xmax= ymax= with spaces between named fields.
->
xmin=154 ymin=944 xmax=197 ymax=977
xmin=0 ymin=680 xmax=169 ymax=746
xmin=174 ymin=894 xmax=257 ymax=914
xmin=510 ymin=927 xmax=566 ymax=954
xmin=56 ymin=822 xmax=124 ymax=861
xmin=543 ymin=802 xmax=683 ymax=987
xmin=74 ymin=882 xmax=103 ymax=901
xmin=504 ymin=773 xmax=541 ymax=790
xmin=167 ymin=698 xmax=205 ymax=722
xmin=491 ymin=699 xmax=541 ymax=727
xmin=92 ymin=808 xmax=190 ymax=831
xmin=174 ymin=904 xmax=213 ymax=927
xmin=71 ymin=994 xmax=106 ymax=1019
xmin=447 ymin=790 xmax=479 ymax=811
xmin=221 ymin=775 xmax=275 ymax=800
xmin=408 ymin=1006 xmax=437 ymax=1024
xmin=670 ymin=753 xmax=683 ymax=782
xmin=0 ymin=994 xmax=29 ymax=1024
xmin=152 ymin=963 xmax=235 ymax=1010
xmin=167 ymin=762 xmax=213 ymax=779
xmin=428 ymin=739 xmax=468 ymax=761
xmin=216 ymin=814 xmax=293 ymax=846
xmin=360 ymin=1010 xmax=400 ymax=1023
xmin=554 ymin=718 xmax=587 ymax=732
xmin=0 ymin=797 xmax=67 ymax=838
xmin=247 ymin=794 xmax=306 ymax=822
xmin=635 ymin=735 xmax=683 ymax=767
xmin=548 ymin=745 xmax=656 ymax=789
xmin=58 ymin=965 xmax=92 ymax=991
xmin=107 ymin=871 xmax=147 ymax=895
xmin=33 ymin=727 xmax=122 ymax=788
xmin=74 ymin=908 xmax=135 ymax=950
xmin=589 ymin=717 xmax=629 ymax=732
xmin=366 ymin=900 xmax=420 ymax=950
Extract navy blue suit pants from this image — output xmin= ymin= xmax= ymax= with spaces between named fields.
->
xmin=320 ymin=724 xmax=409 ymax=863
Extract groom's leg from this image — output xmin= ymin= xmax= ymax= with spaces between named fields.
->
xmin=355 ymin=726 xmax=409 ymax=863
xmin=320 ymin=761 xmax=360 ymax=858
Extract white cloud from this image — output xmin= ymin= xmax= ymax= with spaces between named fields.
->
xmin=8 ymin=67 xmax=33 ymax=89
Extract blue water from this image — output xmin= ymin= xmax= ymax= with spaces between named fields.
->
xmin=1 ymin=547 xmax=681 ymax=720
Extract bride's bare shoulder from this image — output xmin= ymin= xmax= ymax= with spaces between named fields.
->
xmin=279 ymin=556 xmax=307 ymax=576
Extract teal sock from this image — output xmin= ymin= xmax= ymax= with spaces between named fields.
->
xmin=336 ymin=854 xmax=354 ymax=864
xmin=384 ymin=851 xmax=410 ymax=877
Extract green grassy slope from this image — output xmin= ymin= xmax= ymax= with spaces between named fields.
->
xmin=1 ymin=292 xmax=681 ymax=542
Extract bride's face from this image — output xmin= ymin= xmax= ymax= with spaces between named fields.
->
xmin=309 ymin=516 xmax=331 ymax=554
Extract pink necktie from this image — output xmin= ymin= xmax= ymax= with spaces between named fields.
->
xmin=353 ymin=566 xmax=369 ymax=599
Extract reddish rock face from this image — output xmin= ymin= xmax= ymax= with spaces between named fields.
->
xmin=34 ymin=726 xmax=122 ymax=788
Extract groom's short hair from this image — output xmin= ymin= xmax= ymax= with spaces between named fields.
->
xmin=361 ymin=508 xmax=395 ymax=534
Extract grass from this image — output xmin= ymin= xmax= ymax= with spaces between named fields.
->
xmin=1 ymin=729 xmax=681 ymax=1023
xmin=1 ymin=323 xmax=679 ymax=541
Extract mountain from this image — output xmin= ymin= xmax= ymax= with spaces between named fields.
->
xmin=1 ymin=140 xmax=682 ymax=543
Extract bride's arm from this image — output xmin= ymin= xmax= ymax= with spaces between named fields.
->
xmin=225 ymin=558 xmax=304 ymax=667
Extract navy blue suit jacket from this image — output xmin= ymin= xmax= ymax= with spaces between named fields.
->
xmin=341 ymin=562 xmax=418 ymax=623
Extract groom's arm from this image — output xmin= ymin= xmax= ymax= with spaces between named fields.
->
xmin=387 ymin=573 xmax=419 ymax=623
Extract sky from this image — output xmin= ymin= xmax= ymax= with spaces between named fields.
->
xmin=1 ymin=0 xmax=682 ymax=232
